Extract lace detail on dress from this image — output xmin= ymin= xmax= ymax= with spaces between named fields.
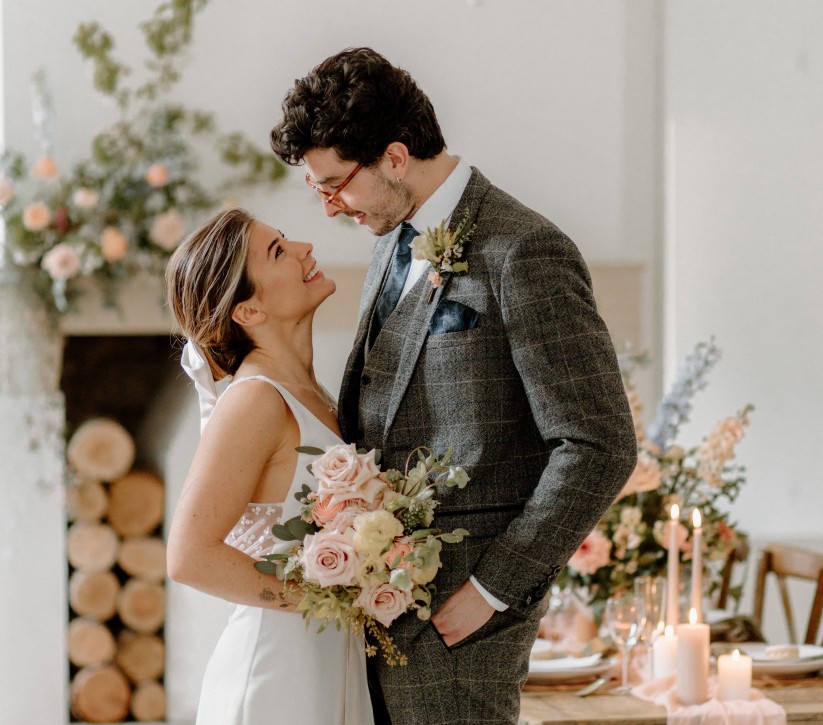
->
xmin=224 ymin=502 xmax=284 ymax=560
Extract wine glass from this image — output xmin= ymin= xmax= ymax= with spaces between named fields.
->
xmin=604 ymin=594 xmax=647 ymax=693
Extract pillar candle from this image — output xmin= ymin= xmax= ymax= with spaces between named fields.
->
xmin=717 ymin=649 xmax=752 ymax=702
xmin=651 ymin=624 xmax=678 ymax=679
xmin=666 ymin=503 xmax=680 ymax=627
xmin=690 ymin=508 xmax=702 ymax=622
xmin=675 ymin=607 xmax=710 ymax=705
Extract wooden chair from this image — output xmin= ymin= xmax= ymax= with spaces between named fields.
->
xmin=716 ymin=537 xmax=750 ymax=611
xmin=752 ymin=543 xmax=823 ymax=645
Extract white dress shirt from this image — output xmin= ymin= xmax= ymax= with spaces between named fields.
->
xmin=397 ymin=156 xmax=507 ymax=613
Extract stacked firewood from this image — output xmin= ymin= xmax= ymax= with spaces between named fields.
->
xmin=65 ymin=419 xmax=166 ymax=723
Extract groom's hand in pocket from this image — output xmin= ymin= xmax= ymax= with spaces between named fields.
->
xmin=431 ymin=579 xmax=495 ymax=647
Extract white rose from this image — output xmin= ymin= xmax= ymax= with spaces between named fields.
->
xmin=312 ymin=444 xmax=387 ymax=507
xmin=72 ymin=187 xmax=100 ymax=209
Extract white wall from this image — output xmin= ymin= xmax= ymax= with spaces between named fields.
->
xmin=664 ymin=1 xmax=823 ymax=639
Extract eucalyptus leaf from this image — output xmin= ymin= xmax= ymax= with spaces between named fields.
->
xmin=410 ymin=528 xmax=439 ymax=541
xmin=285 ymin=517 xmax=316 ymax=540
xmin=254 ymin=561 xmax=279 ymax=575
xmin=271 ymin=524 xmax=298 ymax=542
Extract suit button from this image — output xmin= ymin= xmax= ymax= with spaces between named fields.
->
xmin=361 ymin=375 xmax=371 ymax=386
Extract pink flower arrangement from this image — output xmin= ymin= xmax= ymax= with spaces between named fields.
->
xmin=256 ymin=443 xmax=470 ymax=665
xmin=559 ymin=341 xmax=753 ymax=615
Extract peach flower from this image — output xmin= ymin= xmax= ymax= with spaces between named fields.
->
xmin=300 ymin=530 xmax=358 ymax=587
xmin=100 ymin=226 xmax=129 ymax=262
xmin=354 ymin=580 xmax=413 ymax=627
xmin=568 ymin=529 xmax=612 ymax=576
xmin=614 ymin=451 xmax=662 ymax=501
xmin=149 ymin=208 xmax=186 ymax=250
xmin=145 ymin=163 xmax=170 ymax=188
xmin=310 ymin=493 xmax=349 ymax=527
xmin=0 ymin=177 xmax=15 ymax=207
xmin=384 ymin=539 xmax=414 ymax=568
xmin=22 ymin=201 xmax=52 ymax=231
xmin=32 ymin=155 xmax=58 ymax=179
xmin=41 ymin=243 xmax=81 ymax=280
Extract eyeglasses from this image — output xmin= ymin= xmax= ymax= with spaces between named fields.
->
xmin=304 ymin=163 xmax=363 ymax=209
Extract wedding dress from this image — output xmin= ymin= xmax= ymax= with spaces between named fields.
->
xmin=181 ymin=345 xmax=374 ymax=725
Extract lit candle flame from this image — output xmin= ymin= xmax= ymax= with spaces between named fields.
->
xmin=665 ymin=624 xmax=675 ymax=638
xmin=732 ymin=649 xmax=740 ymax=661
xmin=671 ymin=503 xmax=680 ymax=519
xmin=692 ymin=508 xmax=702 ymax=528
xmin=689 ymin=607 xmax=698 ymax=624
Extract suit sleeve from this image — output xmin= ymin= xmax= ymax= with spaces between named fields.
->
xmin=470 ymin=229 xmax=637 ymax=615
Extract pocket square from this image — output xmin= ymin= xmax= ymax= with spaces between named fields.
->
xmin=428 ymin=299 xmax=480 ymax=336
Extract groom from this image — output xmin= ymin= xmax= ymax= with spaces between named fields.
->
xmin=271 ymin=48 xmax=636 ymax=724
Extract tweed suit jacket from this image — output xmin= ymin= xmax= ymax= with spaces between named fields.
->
xmin=338 ymin=168 xmax=636 ymax=638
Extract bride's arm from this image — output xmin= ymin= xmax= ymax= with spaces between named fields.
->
xmin=167 ymin=381 xmax=297 ymax=611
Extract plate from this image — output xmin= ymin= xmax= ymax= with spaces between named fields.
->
xmin=738 ymin=643 xmax=823 ymax=678
xmin=527 ymin=653 xmax=615 ymax=684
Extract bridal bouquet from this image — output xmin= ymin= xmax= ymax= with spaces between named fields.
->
xmin=255 ymin=443 xmax=470 ymax=665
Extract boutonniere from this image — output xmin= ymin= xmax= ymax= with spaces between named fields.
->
xmin=409 ymin=215 xmax=475 ymax=303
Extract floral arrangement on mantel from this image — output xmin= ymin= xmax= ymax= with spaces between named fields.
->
xmin=0 ymin=0 xmax=284 ymax=313
xmin=559 ymin=339 xmax=753 ymax=619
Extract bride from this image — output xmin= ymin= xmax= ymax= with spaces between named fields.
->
xmin=165 ymin=208 xmax=374 ymax=725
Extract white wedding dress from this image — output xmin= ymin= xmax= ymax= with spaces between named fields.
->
xmin=191 ymin=374 xmax=374 ymax=725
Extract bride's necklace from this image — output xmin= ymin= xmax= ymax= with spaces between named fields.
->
xmin=285 ymin=380 xmax=337 ymax=416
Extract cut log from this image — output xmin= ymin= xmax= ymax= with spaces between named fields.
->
xmin=69 ymin=570 xmax=120 ymax=621
xmin=70 ymin=664 xmax=131 ymax=723
xmin=68 ymin=617 xmax=117 ymax=667
xmin=131 ymin=680 xmax=166 ymax=722
xmin=115 ymin=631 xmax=165 ymax=683
xmin=108 ymin=471 xmax=164 ymax=536
xmin=66 ymin=480 xmax=109 ymax=522
xmin=117 ymin=579 xmax=165 ymax=634
xmin=67 ymin=521 xmax=120 ymax=572
xmin=118 ymin=536 xmax=167 ymax=582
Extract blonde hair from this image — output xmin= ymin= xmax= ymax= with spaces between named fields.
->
xmin=165 ymin=208 xmax=257 ymax=378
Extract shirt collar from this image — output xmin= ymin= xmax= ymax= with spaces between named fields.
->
xmin=407 ymin=156 xmax=471 ymax=234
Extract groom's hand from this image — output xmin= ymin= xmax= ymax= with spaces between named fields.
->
xmin=430 ymin=579 xmax=495 ymax=647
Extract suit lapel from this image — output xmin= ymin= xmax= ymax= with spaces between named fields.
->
xmin=338 ymin=228 xmax=400 ymax=442
xmin=381 ymin=169 xmax=492 ymax=440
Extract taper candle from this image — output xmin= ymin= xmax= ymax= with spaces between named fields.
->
xmin=690 ymin=508 xmax=702 ymax=622
xmin=666 ymin=503 xmax=680 ymax=627
xmin=675 ymin=607 xmax=710 ymax=705
xmin=717 ymin=648 xmax=752 ymax=701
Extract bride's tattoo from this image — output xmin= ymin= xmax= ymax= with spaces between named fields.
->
xmin=259 ymin=588 xmax=290 ymax=608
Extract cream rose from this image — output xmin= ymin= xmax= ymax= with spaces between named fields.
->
xmin=23 ymin=201 xmax=52 ymax=231
xmin=300 ymin=530 xmax=359 ymax=587
xmin=145 ymin=163 xmax=170 ymax=188
xmin=312 ymin=444 xmax=387 ymax=507
xmin=32 ymin=155 xmax=58 ymax=179
xmin=354 ymin=581 xmax=413 ymax=627
xmin=351 ymin=509 xmax=404 ymax=561
xmin=100 ymin=226 xmax=129 ymax=262
xmin=149 ymin=208 xmax=186 ymax=251
xmin=72 ymin=187 xmax=99 ymax=209
xmin=42 ymin=243 xmax=81 ymax=281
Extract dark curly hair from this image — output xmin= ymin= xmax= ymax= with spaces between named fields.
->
xmin=165 ymin=208 xmax=257 ymax=378
xmin=271 ymin=47 xmax=446 ymax=167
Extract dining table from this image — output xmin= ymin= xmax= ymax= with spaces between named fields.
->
xmin=518 ymin=677 xmax=823 ymax=724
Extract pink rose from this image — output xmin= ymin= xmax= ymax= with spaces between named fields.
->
xmin=310 ymin=493 xmax=349 ymax=526
xmin=23 ymin=201 xmax=52 ymax=231
xmin=312 ymin=444 xmax=387 ymax=507
xmin=326 ymin=504 xmax=368 ymax=533
xmin=100 ymin=226 xmax=129 ymax=262
xmin=149 ymin=208 xmax=186 ymax=251
xmin=354 ymin=580 xmax=413 ymax=627
xmin=32 ymin=155 xmax=58 ymax=179
xmin=300 ymin=530 xmax=358 ymax=587
xmin=384 ymin=538 xmax=414 ymax=568
xmin=42 ymin=243 xmax=81 ymax=280
xmin=145 ymin=163 xmax=170 ymax=188
xmin=568 ymin=529 xmax=612 ymax=576
xmin=427 ymin=270 xmax=443 ymax=288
